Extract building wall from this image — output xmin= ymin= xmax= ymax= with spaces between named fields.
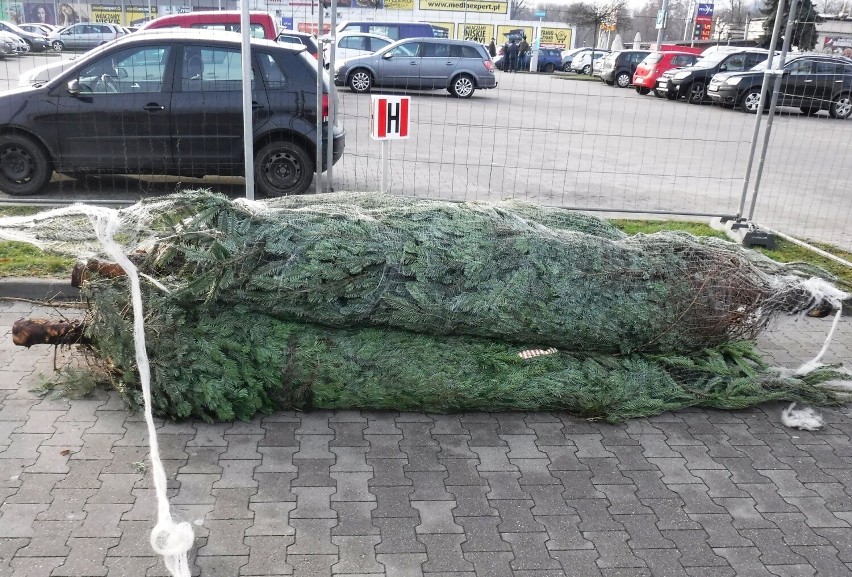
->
xmin=8 ymin=0 xmax=572 ymax=48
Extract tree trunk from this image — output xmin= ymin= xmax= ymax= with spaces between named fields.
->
xmin=12 ymin=319 xmax=90 ymax=347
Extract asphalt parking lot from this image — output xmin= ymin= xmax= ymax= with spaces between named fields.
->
xmin=1 ymin=50 xmax=850 ymax=250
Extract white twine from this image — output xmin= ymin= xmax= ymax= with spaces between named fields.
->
xmin=784 ymin=280 xmax=847 ymax=431
xmin=781 ymin=402 xmax=824 ymax=431
xmin=87 ymin=208 xmax=193 ymax=577
xmin=796 ymin=307 xmax=844 ymax=376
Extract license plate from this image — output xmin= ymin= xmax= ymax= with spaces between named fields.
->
xmin=708 ymin=85 xmax=719 ymax=92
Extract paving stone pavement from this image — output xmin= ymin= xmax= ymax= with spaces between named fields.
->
xmin=1 ymin=301 xmax=851 ymax=577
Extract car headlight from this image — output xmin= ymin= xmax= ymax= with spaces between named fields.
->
xmin=673 ymin=71 xmax=691 ymax=80
xmin=724 ymin=77 xmax=743 ymax=86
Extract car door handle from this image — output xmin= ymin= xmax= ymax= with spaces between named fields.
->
xmin=445 ymin=61 xmax=453 ymax=65
xmin=143 ymin=103 xmax=164 ymax=112
xmin=805 ymin=79 xmax=813 ymax=82
xmin=410 ymin=62 xmax=417 ymax=65
xmin=252 ymin=101 xmax=264 ymax=110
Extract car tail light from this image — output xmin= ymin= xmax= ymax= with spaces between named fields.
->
xmin=484 ymin=60 xmax=494 ymax=72
xmin=322 ymin=93 xmax=329 ymax=122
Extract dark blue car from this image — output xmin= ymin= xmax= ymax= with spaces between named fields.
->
xmin=496 ymin=47 xmax=563 ymax=73
xmin=536 ymin=48 xmax=563 ymax=73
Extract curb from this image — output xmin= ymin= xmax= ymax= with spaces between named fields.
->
xmin=0 ymin=277 xmax=81 ymax=301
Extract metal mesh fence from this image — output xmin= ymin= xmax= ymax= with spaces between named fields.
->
xmin=0 ymin=24 xmax=851 ymax=253
xmin=333 ymin=70 xmax=852 ymax=251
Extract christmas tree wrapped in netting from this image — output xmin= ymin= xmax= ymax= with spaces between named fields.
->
xmin=3 ymin=191 xmax=849 ymax=422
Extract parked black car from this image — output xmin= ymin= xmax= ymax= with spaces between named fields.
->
xmin=657 ymin=48 xmax=768 ymax=104
xmin=708 ymin=54 xmax=852 ymax=118
xmin=600 ymin=49 xmax=651 ymax=87
xmin=1 ymin=30 xmax=344 ymax=197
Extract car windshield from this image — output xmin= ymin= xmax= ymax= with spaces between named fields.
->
xmin=4 ymin=22 xmax=27 ymax=35
xmin=749 ymin=58 xmax=782 ymax=71
xmin=694 ymin=52 xmax=736 ymax=67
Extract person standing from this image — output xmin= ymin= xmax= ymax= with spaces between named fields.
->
xmin=488 ymin=38 xmax=496 ymax=58
xmin=518 ymin=35 xmax=529 ymax=72
xmin=507 ymin=38 xmax=519 ymax=73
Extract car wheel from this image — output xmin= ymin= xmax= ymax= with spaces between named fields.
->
xmin=616 ymin=72 xmax=631 ymax=88
xmin=581 ymin=65 xmax=591 ymax=75
xmin=450 ymin=74 xmax=475 ymax=98
xmin=740 ymin=88 xmax=762 ymax=113
xmin=544 ymin=63 xmax=555 ymax=73
xmin=51 ymin=40 xmax=63 ymax=52
xmin=636 ymin=87 xmax=650 ymax=95
xmin=254 ymin=140 xmax=314 ymax=197
xmin=562 ymin=62 xmax=572 ymax=72
xmin=653 ymin=88 xmax=664 ymax=98
xmin=604 ymin=79 xmax=614 ymax=85
xmin=0 ymin=134 xmax=52 ymax=196
xmin=800 ymin=107 xmax=820 ymax=116
xmin=665 ymin=91 xmax=677 ymax=101
xmin=687 ymin=82 xmax=706 ymax=104
xmin=348 ymin=69 xmax=372 ymax=93
xmin=829 ymin=93 xmax=852 ymax=119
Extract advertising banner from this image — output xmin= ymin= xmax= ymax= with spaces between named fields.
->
xmin=428 ymin=21 xmax=455 ymax=38
xmin=497 ymin=24 xmax=533 ymax=42
xmin=23 ymin=3 xmax=56 ymax=25
xmin=385 ymin=0 xmax=414 ymax=9
xmin=695 ymin=3 xmax=713 ymax=24
xmin=823 ymin=36 xmax=852 ymax=56
xmin=419 ymin=0 xmax=508 ymax=14
xmin=540 ymin=26 xmax=571 ymax=49
xmin=91 ymin=4 xmax=157 ymax=25
xmin=458 ymin=23 xmax=494 ymax=44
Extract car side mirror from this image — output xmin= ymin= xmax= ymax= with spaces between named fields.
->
xmin=116 ymin=67 xmax=128 ymax=79
xmin=66 ymin=79 xmax=80 ymax=95
xmin=719 ymin=64 xmax=728 ymax=72
xmin=383 ymin=53 xmax=393 ymax=59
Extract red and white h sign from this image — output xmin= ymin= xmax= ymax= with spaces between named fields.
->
xmin=370 ymin=95 xmax=411 ymax=140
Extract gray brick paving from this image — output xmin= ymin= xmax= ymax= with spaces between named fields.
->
xmin=1 ymin=304 xmax=852 ymax=576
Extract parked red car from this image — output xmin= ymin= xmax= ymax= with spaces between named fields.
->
xmin=632 ymin=51 xmax=700 ymax=95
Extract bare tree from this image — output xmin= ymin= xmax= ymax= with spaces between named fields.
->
xmin=626 ymin=0 xmax=693 ymax=46
xmin=560 ymin=1 xmax=628 ymax=71
xmin=511 ymin=0 xmax=533 ymax=20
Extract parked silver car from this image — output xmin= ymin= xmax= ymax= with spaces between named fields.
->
xmin=0 ymin=30 xmax=24 ymax=58
xmin=0 ymin=21 xmax=48 ymax=52
xmin=333 ymin=37 xmax=497 ymax=98
xmin=48 ymin=22 xmax=127 ymax=52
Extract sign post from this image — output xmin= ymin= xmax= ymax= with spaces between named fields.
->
xmin=370 ymin=95 xmax=411 ymax=193
xmin=694 ymin=2 xmax=714 ymax=44
xmin=530 ymin=9 xmax=545 ymax=72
